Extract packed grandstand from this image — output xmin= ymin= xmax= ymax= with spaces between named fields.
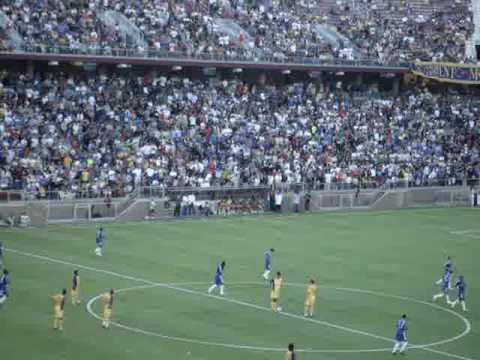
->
xmin=0 ymin=0 xmax=478 ymax=201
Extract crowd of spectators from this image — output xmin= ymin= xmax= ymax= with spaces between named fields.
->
xmin=0 ymin=0 xmax=474 ymax=63
xmin=333 ymin=0 xmax=474 ymax=63
xmin=0 ymin=69 xmax=478 ymax=199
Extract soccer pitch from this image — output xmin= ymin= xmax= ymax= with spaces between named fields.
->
xmin=1 ymin=208 xmax=479 ymax=360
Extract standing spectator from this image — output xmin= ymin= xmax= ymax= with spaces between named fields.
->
xmin=174 ymin=198 xmax=181 ymax=217
xmin=275 ymin=190 xmax=283 ymax=213
xmin=292 ymin=190 xmax=301 ymax=213
xmin=304 ymin=192 xmax=312 ymax=212
xmin=269 ymin=191 xmax=276 ymax=212
xmin=149 ymin=199 xmax=156 ymax=218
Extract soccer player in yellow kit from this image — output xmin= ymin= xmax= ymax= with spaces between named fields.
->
xmin=270 ymin=271 xmax=283 ymax=312
xmin=52 ymin=289 xmax=67 ymax=330
xmin=285 ymin=343 xmax=296 ymax=360
xmin=102 ymin=289 xmax=114 ymax=328
xmin=71 ymin=270 xmax=81 ymax=305
xmin=304 ymin=278 xmax=317 ymax=318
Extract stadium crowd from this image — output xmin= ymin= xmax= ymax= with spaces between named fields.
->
xmin=0 ymin=0 xmax=473 ymax=63
xmin=0 ymin=69 xmax=478 ymax=198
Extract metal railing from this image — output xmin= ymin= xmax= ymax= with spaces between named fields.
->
xmin=1 ymin=43 xmax=410 ymax=69
xmin=1 ymin=178 xmax=475 ymax=203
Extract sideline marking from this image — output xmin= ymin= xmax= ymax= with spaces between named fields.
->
xmin=6 ymin=248 xmax=475 ymax=360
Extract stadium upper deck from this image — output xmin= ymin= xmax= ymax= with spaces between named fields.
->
xmin=0 ymin=0 xmax=473 ymax=66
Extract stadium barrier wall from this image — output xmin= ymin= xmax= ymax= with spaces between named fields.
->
xmin=0 ymin=186 xmax=472 ymax=226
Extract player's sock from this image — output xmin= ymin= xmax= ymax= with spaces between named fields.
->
xmin=435 ymin=279 xmax=442 ymax=285
xmin=432 ymin=293 xmax=443 ymax=300
xmin=399 ymin=341 xmax=408 ymax=353
xmin=450 ymin=299 xmax=458 ymax=308
xmin=219 ymin=285 xmax=224 ymax=296
xmin=262 ymin=270 xmax=270 ymax=280
xmin=53 ymin=319 xmax=58 ymax=329
xmin=392 ymin=342 xmax=400 ymax=354
xmin=461 ymin=301 xmax=467 ymax=312
xmin=445 ymin=294 xmax=452 ymax=304
xmin=208 ymin=284 xmax=217 ymax=294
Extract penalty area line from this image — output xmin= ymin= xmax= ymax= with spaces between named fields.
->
xmin=5 ymin=247 xmax=476 ymax=360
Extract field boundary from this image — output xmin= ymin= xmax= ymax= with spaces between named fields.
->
xmin=6 ymin=247 xmax=475 ymax=360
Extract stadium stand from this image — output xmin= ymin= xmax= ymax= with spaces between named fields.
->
xmin=0 ymin=0 xmax=474 ymax=63
xmin=0 ymin=69 xmax=478 ymax=199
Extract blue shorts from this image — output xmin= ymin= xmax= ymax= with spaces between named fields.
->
xmin=395 ymin=333 xmax=406 ymax=342
xmin=214 ymin=275 xmax=224 ymax=286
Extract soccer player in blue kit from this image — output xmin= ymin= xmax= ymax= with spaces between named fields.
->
xmin=433 ymin=269 xmax=453 ymax=304
xmin=392 ymin=314 xmax=408 ymax=355
xmin=450 ymin=275 xmax=467 ymax=312
xmin=208 ymin=261 xmax=226 ymax=296
xmin=95 ymin=227 xmax=105 ymax=256
xmin=262 ymin=248 xmax=274 ymax=280
xmin=435 ymin=256 xmax=453 ymax=289
xmin=0 ymin=269 xmax=10 ymax=309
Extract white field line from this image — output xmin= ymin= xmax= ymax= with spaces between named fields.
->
xmin=86 ymin=285 xmax=392 ymax=354
xmin=6 ymin=248 xmax=476 ymax=360
xmin=8 ymin=206 xmax=465 ymax=231
xmin=450 ymin=229 xmax=480 ymax=235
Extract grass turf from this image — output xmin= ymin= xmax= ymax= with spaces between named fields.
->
xmin=0 ymin=207 xmax=479 ymax=360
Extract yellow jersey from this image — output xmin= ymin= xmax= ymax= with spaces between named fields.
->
xmin=102 ymin=292 xmax=114 ymax=311
xmin=72 ymin=275 xmax=80 ymax=292
xmin=305 ymin=284 xmax=317 ymax=305
xmin=271 ymin=277 xmax=283 ymax=298
xmin=52 ymin=293 xmax=65 ymax=313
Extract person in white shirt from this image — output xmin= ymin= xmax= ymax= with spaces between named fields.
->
xmin=292 ymin=191 xmax=301 ymax=213
xmin=275 ymin=191 xmax=283 ymax=212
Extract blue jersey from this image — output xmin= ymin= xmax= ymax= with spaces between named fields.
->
xmin=442 ymin=271 xmax=451 ymax=292
xmin=96 ymin=230 xmax=105 ymax=247
xmin=456 ymin=279 xmax=466 ymax=300
xmin=395 ymin=318 xmax=407 ymax=342
xmin=214 ymin=263 xmax=224 ymax=285
xmin=0 ymin=273 xmax=9 ymax=297
xmin=264 ymin=250 xmax=273 ymax=271
xmin=445 ymin=259 xmax=453 ymax=272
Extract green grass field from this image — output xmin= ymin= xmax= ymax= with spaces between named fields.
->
xmin=1 ymin=208 xmax=479 ymax=360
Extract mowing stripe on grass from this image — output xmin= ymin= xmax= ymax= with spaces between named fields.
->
xmin=6 ymin=247 xmax=475 ymax=360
